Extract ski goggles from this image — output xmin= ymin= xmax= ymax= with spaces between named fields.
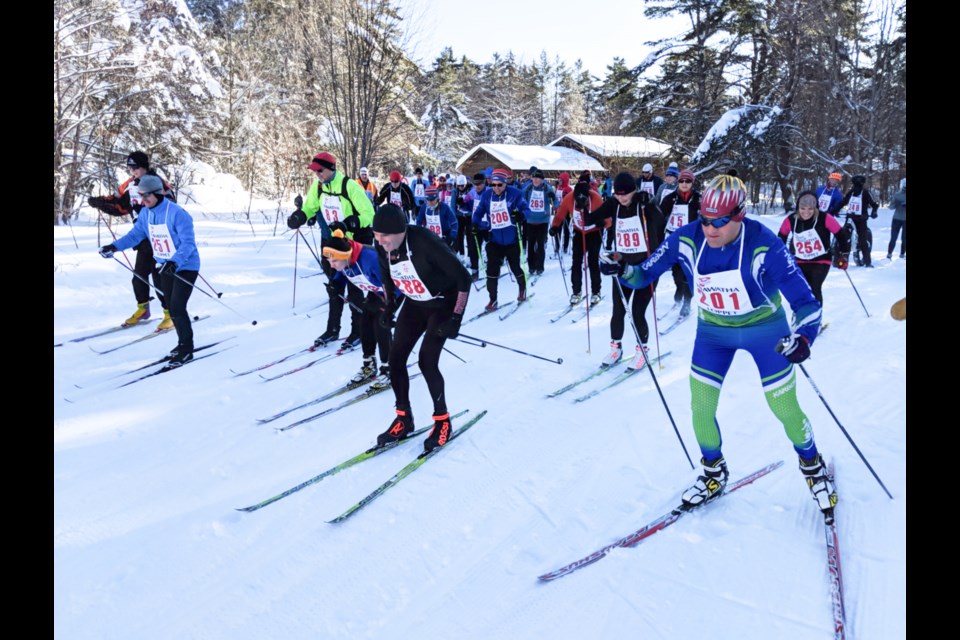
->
xmin=700 ymin=215 xmax=735 ymax=229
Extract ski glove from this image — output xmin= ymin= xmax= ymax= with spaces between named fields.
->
xmin=287 ymin=209 xmax=307 ymax=229
xmin=434 ymin=312 xmax=463 ymax=339
xmin=343 ymin=215 xmax=361 ymax=234
xmin=835 ymin=256 xmax=848 ymax=270
xmin=158 ymin=261 xmax=178 ymax=276
xmin=328 ymin=220 xmax=347 ymax=234
xmin=294 ymin=195 xmax=303 ymax=209
xmin=324 ymin=282 xmax=340 ymax=298
xmin=776 ymin=334 xmax=810 ymax=364
xmin=378 ymin=299 xmax=397 ymax=330
xmin=307 ymin=214 xmax=317 ymax=226
xmin=599 ymin=251 xmax=623 ymax=276
xmin=99 ymin=244 xmax=117 ymax=258
xmin=548 ymin=225 xmax=561 ymax=237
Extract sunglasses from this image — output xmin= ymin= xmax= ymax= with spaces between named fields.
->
xmin=700 ymin=215 xmax=735 ymax=228
xmin=678 ymin=179 xmax=693 ymax=184
xmin=490 ymin=183 xmax=505 ymax=188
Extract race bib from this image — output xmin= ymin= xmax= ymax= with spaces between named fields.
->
xmin=344 ymin=271 xmax=382 ymax=294
xmin=615 ymin=215 xmax=647 ymax=253
xmin=847 ymin=195 xmax=862 ymax=215
xmin=792 ymin=227 xmax=828 ymax=260
xmin=321 ymin=195 xmax=343 ymax=224
xmin=425 ymin=211 xmax=443 ymax=236
xmin=818 ymin=192 xmax=832 ymax=213
xmin=414 ymin=183 xmax=425 ymax=199
xmin=389 ymin=258 xmax=434 ymax=301
xmin=666 ymin=203 xmax=689 ymax=233
xmin=489 ymin=199 xmax=511 ymax=230
xmin=390 ymin=191 xmax=402 ymax=206
xmin=529 ymin=189 xmax=545 ymax=212
xmin=149 ymin=221 xmax=176 ymax=260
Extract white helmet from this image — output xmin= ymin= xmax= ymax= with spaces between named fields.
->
xmin=455 ymin=175 xmax=467 ymax=186
xmin=359 ymin=166 xmax=368 ymax=175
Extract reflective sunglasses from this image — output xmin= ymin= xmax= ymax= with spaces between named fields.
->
xmin=700 ymin=215 xmax=735 ymax=228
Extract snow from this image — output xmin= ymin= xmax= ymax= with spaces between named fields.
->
xmin=55 ymin=175 xmax=906 ymax=639
xmin=455 ymin=143 xmax=605 ymax=174
xmin=549 ymin=134 xmax=672 ymax=160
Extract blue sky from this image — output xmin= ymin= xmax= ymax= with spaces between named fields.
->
xmin=403 ymin=0 xmax=689 ymax=78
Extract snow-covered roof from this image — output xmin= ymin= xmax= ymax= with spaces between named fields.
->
xmin=455 ymin=144 xmax=605 ymax=174
xmin=548 ymin=134 xmax=671 ymax=159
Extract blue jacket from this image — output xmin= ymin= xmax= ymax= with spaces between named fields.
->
xmin=331 ymin=244 xmax=401 ymax=302
xmin=814 ymin=185 xmax=844 ymax=215
xmin=415 ymin=202 xmax=459 ymax=245
xmin=620 ymin=217 xmax=821 ymax=344
xmin=409 ymin=177 xmax=431 ymax=207
xmin=471 ymin=185 xmax=532 ymax=246
xmin=112 ymin=196 xmax=200 ymax=272
xmin=521 ymin=181 xmax=557 ymax=224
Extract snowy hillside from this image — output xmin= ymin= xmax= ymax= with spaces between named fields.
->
xmin=54 ymin=183 xmax=906 ymax=640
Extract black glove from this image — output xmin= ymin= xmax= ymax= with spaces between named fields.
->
xmin=307 ymin=215 xmax=317 ymax=226
xmin=158 ymin=261 xmax=178 ymax=276
xmin=294 ymin=195 xmax=303 ymax=209
xmin=446 ymin=237 xmax=457 ymax=250
xmin=510 ymin=210 xmax=523 ymax=224
xmin=343 ymin=215 xmax=361 ymax=234
xmin=88 ymin=196 xmax=102 ymax=208
xmin=638 ymin=191 xmax=651 ymax=205
xmin=287 ymin=209 xmax=307 ymax=229
xmin=549 ymin=225 xmax=561 ymax=237
xmin=599 ymin=252 xmax=622 ymax=276
xmin=435 ymin=312 xmax=463 ymax=339
xmin=776 ymin=334 xmax=810 ymax=363
xmin=328 ymin=220 xmax=347 ymax=234
xmin=378 ymin=304 xmax=396 ymax=330
xmin=99 ymin=244 xmax=117 ymax=258
xmin=364 ymin=294 xmax=386 ymax=314
xmin=324 ymin=281 xmax=340 ymax=297
xmin=870 ymin=209 xmax=878 ymax=219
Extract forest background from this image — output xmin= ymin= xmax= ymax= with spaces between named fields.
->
xmin=53 ymin=0 xmax=906 ymax=224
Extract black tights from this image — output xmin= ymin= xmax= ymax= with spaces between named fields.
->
xmin=388 ymin=299 xmax=455 ymax=415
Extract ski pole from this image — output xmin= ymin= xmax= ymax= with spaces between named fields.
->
xmin=582 ymin=227 xmax=592 ymax=353
xmin=293 ymin=229 xmax=299 ymax=308
xmin=843 ymin=270 xmax=871 ymax=318
xmin=455 ymin=333 xmax=563 ymax=365
xmin=555 ymin=224 xmax=569 ymax=298
xmin=109 ymin=254 xmax=164 ymax=298
xmin=198 ymin=273 xmax=223 ymax=298
xmin=789 ymin=356 xmax=893 ymax=499
xmin=169 ymin=269 xmax=259 ymax=325
xmin=613 ymin=277 xmax=694 ymax=469
xmin=442 ymin=346 xmax=466 ymax=363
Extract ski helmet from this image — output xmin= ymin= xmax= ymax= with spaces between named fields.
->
xmin=700 ymin=174 xmax=747 ymax=221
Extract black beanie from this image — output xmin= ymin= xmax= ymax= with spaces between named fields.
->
xmin=613 ymin=172 xmax=636 ymax=194
xmin=373 ymin=204 xmax=408 ymax=234
xmin=473 ymin=172 xmax=486 ymax=182
xmin=127 ymin=151 xmax=149 ymax=169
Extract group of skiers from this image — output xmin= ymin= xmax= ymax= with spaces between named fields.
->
xmin=88 ymin=149 xmax=905 ymax=519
